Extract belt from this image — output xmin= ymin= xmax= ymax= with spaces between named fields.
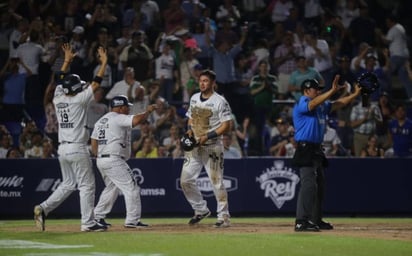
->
xmin=60 ymin=141 xmax=74 ymax=144
xmin=297 ymin=141 xmax=321 ymax=147
xmin=98 ymin=154 xmax=125 ymax=160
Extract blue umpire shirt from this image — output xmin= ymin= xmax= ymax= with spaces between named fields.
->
xmin=293 ymin=95 xmax=332 ymax=144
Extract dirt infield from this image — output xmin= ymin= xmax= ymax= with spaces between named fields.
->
xmin=12 ymin=221 xmax=412 ymax=241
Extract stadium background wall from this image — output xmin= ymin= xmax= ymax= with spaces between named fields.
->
xmin=0 ymin=158 xmax=411 ymax=218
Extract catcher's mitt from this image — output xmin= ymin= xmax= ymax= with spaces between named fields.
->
xmin=180 ymin=134 xmax=197 ymax=152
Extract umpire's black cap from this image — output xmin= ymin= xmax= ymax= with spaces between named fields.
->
xmin=110 ymin=95 xmax=133 ymax=108
xmin=301 ymin=79 xmax=322 ymax=92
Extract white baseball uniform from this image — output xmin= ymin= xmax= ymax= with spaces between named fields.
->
xmin=91 ymin=111 xmax=142 ymax=225
xmin=180 ymin=91 xmax=232 ymax=221
xmin=39 ymin=85 xmax=96 ymax=229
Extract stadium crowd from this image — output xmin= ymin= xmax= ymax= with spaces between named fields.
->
xmin=0 ymin=0 xmax=412 ymax=159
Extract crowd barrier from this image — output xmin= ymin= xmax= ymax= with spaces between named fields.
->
xmin=0 ymin=158 xmax=411 ymax=218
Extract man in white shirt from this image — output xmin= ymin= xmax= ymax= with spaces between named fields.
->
xmin=106 ymin=67 xmax=141 ymax=100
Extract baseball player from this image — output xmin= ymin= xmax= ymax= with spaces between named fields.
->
xmin=34 ymin=44 xmax=108 ymax=232
xmin=91 ymin=95 xmax=156 ymax=228
xmin=180 ymin=69 xmax=233 ymax=228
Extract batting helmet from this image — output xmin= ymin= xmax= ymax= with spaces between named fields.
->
xmin=357 ymin=72 xmax=379 ymax=95
xmin=62 ymin=74 xmax=86 ymax=95
xmin=180 ymin=134 xmax=197 ymax=152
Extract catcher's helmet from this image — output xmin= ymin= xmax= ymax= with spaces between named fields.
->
xmin=62 ymin=74 xmax=86 ymax=95
xmin=357 ymin=72 xmax=379 ymax=94
xmin=180 ymin=134 xmax=197 ymax=152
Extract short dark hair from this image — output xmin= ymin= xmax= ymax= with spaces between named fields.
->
xmin=199 ymin=69 xmax=216 ymax=81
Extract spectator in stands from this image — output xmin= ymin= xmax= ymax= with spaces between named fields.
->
xmin=322 ymin=120 xmax=343 ymax=156
xmin=119 ymin=30 xmax=154 ymax=83
xmin=6 ymin=147 xmax=22 ymax=159
xmin=162 ymin=0 xmax=187 ymax=34
xmin=215 ymin=0 xmax=241 ymax=28
xmin=180 ymin=47 xmax=200 ymax=103
xmin=41 ymin=138 xmax=57 ymax=158
xmin=387 ymin=104 xmax=412 ymax=157
xmin=205 ymin=22 xmax=247 ymax=107
xmin=24 ymin=131 xmax=44 ymax=158
xmin=223 ymin=133 xmax=242 ymax=159
xmin=276 ymin=130 xmax=297 ymax=158
xmin=288 ymin=55 xmax=324 ymax=101
xmin=161 ymin=124 xmax=182 ymax=157
xmin=16 ymin=30 xmax=46 ymax=130
xmin=250 ymin=60 xmax=279 ymax=155
xmin=0 ymin=57 xmax=31 ymax=127
xmin=303 ymin=29 xmax=333 ymax=88
xmin=150 ymin=97 xmax=182 ymax=141
xmin=19 ymin=119 xmax=40 ymax=155
xmin=43 ymin=75 xmax=58 ymax=149
xmin=8 ymin=18 xmax=29 ymax=59
xmin=0 ymin=132 xmax=12 ymax=158
xmin=350 ymin=97 xmax=383 ymax=156
xmin=336 ymin=0 xmax=360 ymax=29
xmin=268 ymin=117 xmax=290 ymax=156
xmin=106 ymin=67 xmax=141 ymax=101
xmin=403 ymin=60 xmax=412 ymax=101
xmin=360 ymin=134 xmax=384 ymax=158
xmin=215 ymin=17 xmax=239 ymax=48
xmin=181 ymin=0 xmax=205 ymax=24
xmin=155 ymin=40 xmax=179 ymax=103
xmin=86 ymin=87 xmax=108 ymax=135
xmin=270 ymin=0 xmax=294 ymax=24
xmin=132 ymin=119 xmax=154 ymax=156
xmin=232 ymin=53 xmax=253 ymax=125
xmin=273 ymin=31 xmax=302 ymax=96
xmin=377 ymin=14 xmax=410 ymax=94
xmin=376 ymin=91 xmax=394 ymax=149
xmin=348 ymin=1 xmax=378 ymax=55
xmin=135 ymin=135 xmax=159 ymax=158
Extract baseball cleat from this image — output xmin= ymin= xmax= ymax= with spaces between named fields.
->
xmin=34 ymin=205 xmax=45 ymax=231
xmin=81 ymin=223 xmax=107 ymax=232
xmin=188 ymin=211 xmax=211 ymax=225
xmin=318 ymin=220 xmax=333 ymax=230
xmin=294 ymin=220 xmax=320 ymax=232
xmin=124 ymin=221 xmax=149 ymax=228
xmin=214 ymin=214 xmax=230 ymax=228
xmin=95 ymin=218 xmax=112 ymax=227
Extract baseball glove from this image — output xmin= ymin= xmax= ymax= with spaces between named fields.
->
xmin=180 ymin=134 xmax=198 ymax=152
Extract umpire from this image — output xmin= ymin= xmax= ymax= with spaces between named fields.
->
xmin=292 ymin=75 xmax=361 ymax=232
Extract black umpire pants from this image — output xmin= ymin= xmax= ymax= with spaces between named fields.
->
xmin=295 ymin=158 xmax=326 ymax=224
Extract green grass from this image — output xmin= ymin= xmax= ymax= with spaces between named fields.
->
xmin=0 ymin=218 xmax=411 ymax=256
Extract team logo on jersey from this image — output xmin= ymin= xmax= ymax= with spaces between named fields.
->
xmin=176 ymin=173 xmax=238 ymax=197
xmin=55 ymin=103 xmax=69 ymax=109
xmin=99 ymin=118 xmax=108 ymax=124
xmin=256 ymin=160 xmax=300 ymax=209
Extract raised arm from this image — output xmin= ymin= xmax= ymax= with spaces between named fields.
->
xmin=90 ymin=47 xmax=108 ymax=92
xmin=60 ymin=43 xmax=76 ymax=73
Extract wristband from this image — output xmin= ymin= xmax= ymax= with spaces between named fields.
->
xmin=93 ymin=76 xmax=103 ymax=84
xmin=188 ymin=125 xmax=192 ymax=130
xmin=206 ymin=130 xmax=218 ymax=140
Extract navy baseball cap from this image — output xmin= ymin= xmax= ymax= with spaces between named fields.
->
xmin=110 ymin=95 xmax=133 ymax=108
xmin=301 ymin=79 xmax=322 ymax=91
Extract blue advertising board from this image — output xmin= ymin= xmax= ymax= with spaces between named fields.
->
xmin=0 ymin=158 xmax=411 ymax=218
